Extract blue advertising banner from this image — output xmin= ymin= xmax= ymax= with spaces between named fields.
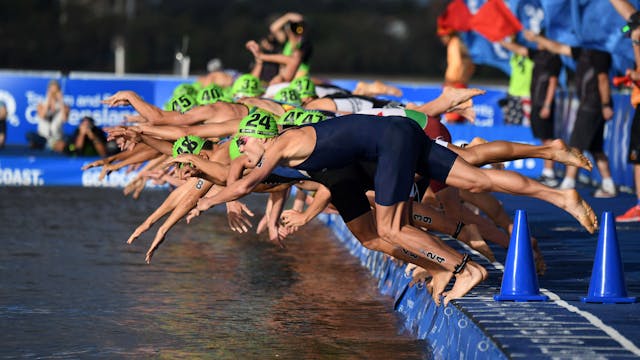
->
xmin=0 ymin=72 xmax=194 ymax=147
xmin=0 ymin=153 xmax=168 ymax=189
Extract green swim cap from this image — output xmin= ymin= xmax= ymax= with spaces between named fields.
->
xmin=274 ymin=87 xmax=301 ymax=106
xmin=232 ymin=74 xmax=264 ymax=98
xmin=290 ymin=76 xmax=316 ymax=99
xmin=237 ymin=108 xmax=278 ymax=138
xmin=172 ymin=135 xmax=206 ymax=158
xmin=229 ymin=136 xmax=242 ymax=160
xmin=167 ymin=93 xmax=197 ymax=113
xmin=294 ymin=110 xmax=327 ymax=126
xmin=278 ymin=108 xmax=306 ymax=126
xmin=172 ymin=83 xmax=197 ymax=97
xmin=197 ymin=84 xmax=226 ymax=105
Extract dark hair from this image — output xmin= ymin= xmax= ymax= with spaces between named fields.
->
xmin=289 ymin=21 xmax=305 ymax=35
xmin=82 ymin=116 xmax=96 ymax=128
xmin=203 ymin=140 xmax=214 ymax=151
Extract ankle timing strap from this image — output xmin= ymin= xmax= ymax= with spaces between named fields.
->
xmin=453 ymin=254 xmax=470 ymax=274
xmin=453 ymin=221 xmax=465 ymax=239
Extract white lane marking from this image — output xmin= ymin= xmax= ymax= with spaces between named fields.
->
xmin=459 ymin=242 xmax=640 ymax=357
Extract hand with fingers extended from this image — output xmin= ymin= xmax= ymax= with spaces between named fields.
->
xmin=226 ymin=200 xmax=254 ymax=233
xmin=102 ymin=90 xmax=137 ymax=107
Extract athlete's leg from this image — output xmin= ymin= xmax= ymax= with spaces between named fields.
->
xmin=346 ymin=211 xmax=453 ymax=303
xmin=410 ymin=199 xmax=495 ymax=261
xmin=449 ymin=139 xmax=593 ymax=171
xmin=374 ymin=201 xmax=487 ymax=306
xmin=445 ymin=158 xmax=597 ymax=233
xmin=406 ymin=87 xmax=485 ymax=116
xmin=458 ymin=190 xmax=511 ymax=232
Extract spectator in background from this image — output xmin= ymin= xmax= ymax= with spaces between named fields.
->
xmin=26 ymin=79 xmax=69 ymax=152
xmin=500 ymin=36 xmax=563 ymax=187
xmin=437 ymin=26 xmax=475 ymax=123
xmin=499 ymin=49 xmax=533 ymax=126
xmin=251 ymin=12 xmax=313 ymax=85
xmin=246 ymin=34 xmax=284 ymax=83
xmin=65 ymin=116 xmax=110 ymax=157
xmin=525 ymin=31 xmax=617 ymax=198
xmin=0 ymin=99 xmax=6 ymax=149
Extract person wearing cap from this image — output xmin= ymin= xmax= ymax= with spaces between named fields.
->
xmin=124 ymin=131 xmax=310 ymax=262
xmin=181 ymin=106 xmax=597 ymax=305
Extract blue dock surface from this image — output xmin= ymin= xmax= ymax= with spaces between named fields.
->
xmin=319 ymin=188 xmax=640 ymax=359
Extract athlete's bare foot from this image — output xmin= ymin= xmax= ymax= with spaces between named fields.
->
xmin=457 ymin=224 xmax=496 ymax=262
xmin=561 ymin=189 xmax=598 ymax=233
xmin=448 ymin=100 xmax=476 ymax=122
xmin=442 ymin=86 xmax=486 ymax=110
xmin=549 ymin=139 xmax=593 ymax=171
xmin=442 ymin=261 xmax=487 ymax=306
xmin=353 ymin=81 xmax=403 ymax=97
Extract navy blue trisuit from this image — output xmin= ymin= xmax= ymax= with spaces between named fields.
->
xmin=294 ymin=114 xmax=458 ymax=206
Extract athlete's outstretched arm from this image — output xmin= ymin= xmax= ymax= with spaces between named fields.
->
xmin=446 ymin=138 xmax=593 ymax=171
xmin=145 ymin=180 xmax=216 ymax=263
xmin=136 ymin=120 xmax=240 ymax=141
xmin=165 ymin=153 xmax=229 ymax=186
xmin=127 ymin=177 xmax=209 ymax=244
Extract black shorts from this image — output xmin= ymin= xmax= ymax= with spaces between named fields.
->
xmin=629 ymin=106 xmax=640 ymax=164
xmin=569 ymin=108 xmax=605 ymax=153
xmin=530 ymin=104 xmax=555 ymax=140
xmin=309 ymin=164 xmax=374 ymax=223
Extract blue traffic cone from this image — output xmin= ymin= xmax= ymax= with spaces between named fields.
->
xmin=495 ymin=210 xmax=548 ymax=301
xmin=581 ymin=211 xmax=637 ymax=304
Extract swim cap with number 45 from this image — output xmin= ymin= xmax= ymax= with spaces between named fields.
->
xmin=237 ymin=108 xmax=278 ymax=138
xmin=167 ymin=93 xmax=197 ymax=113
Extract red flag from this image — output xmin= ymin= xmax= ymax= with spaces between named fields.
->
xmin=437 ymin=0 xmax=473 ymax=35
xmin=470 ymin=0 xmax=523 ymax=42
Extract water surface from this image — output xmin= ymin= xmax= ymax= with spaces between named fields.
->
xmin=0 ymin=187 xmax=428 ymax=359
